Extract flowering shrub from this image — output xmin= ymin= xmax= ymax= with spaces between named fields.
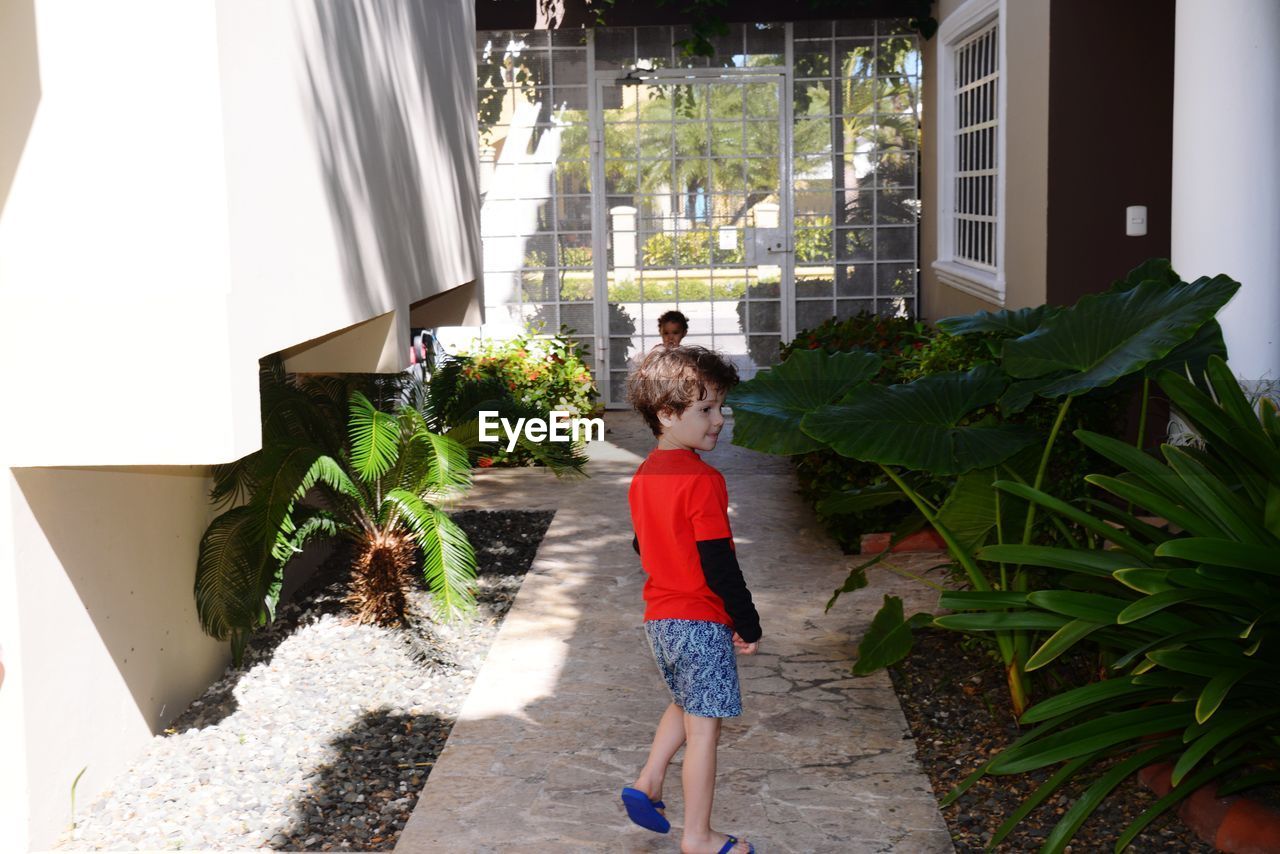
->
xmin=455 ymin=330 xmax=599 ymax=467
xmin=783 ymin=311 xmax=932 ymax=383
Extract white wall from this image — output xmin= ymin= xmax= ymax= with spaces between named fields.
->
xmin=0 ymin=0 xmax=482 ymax=468
xmin=0 ymin=1 xmax=481 ymax=848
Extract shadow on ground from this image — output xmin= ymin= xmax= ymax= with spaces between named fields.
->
xmin=270 ymin=709 xmax=455 ymax=851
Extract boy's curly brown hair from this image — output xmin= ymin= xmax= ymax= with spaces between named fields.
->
xmin=627 ymin=345 xmax=739 ymax=437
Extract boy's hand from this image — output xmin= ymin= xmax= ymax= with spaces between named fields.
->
xmin=732 ymin=632 xmax=758 ymax=655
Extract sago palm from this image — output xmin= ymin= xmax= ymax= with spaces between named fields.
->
xmin=196 ymin=388 xmax=477 ymax=665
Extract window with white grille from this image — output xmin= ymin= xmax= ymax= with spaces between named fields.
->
xmin=953 ymin=22 xmax=998 ymax=269
xmin=933 ymin=0 xmax=1004 ymax=303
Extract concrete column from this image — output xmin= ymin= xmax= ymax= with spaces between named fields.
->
xmin=610 ymin=205 xmax=637 ymax=282
xmin=1172 ymin=0 xmax=1280 ymax=386
xmin=753 ymin=201 xmax=780 ymax=230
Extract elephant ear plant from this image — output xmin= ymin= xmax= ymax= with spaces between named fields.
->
xmin=936 ymin=357 xmax=1280 ymax=853
xmin=728 ymin=259 xmax=1238 ymax=715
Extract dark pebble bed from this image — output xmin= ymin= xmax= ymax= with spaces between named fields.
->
xmin=889 ymin=628 xmax=1215 ymax=853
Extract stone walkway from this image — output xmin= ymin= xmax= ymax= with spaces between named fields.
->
xmin=397 ymin=411 xmax=953 ymax=853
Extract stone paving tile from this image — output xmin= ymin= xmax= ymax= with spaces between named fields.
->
xmin=399 ymin=411 xmax=953 ymax=852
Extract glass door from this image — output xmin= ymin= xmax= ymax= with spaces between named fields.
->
xmin=591 ymin=68 xmax=792 ymax=406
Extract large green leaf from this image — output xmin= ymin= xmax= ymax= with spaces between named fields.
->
xmin=1025 ymin=619 xmax=1106 ymax=671
xmin=939 ymin=590 xmax=1028 ymax=610
xmin=1019 ymin=677 xmax=1154 ymax=724
xmin=936 ymin=305 xmax=1059 ymax=337
xmin=1109 ymin=257 xmax=1181 ymax=292
xmin=1042 ymin=742 xmax=1181 ymax=854
xmin=977 ymin=544 xmax=1137 ymax=576
xmin=1116 ymin=589 xmax=1204 ymax=624
xmin=1114 ymin=755 xmax=1255 ymax=852
xmin=1142 ymin=319 xmax=1227 ymax=379
xmin=933 ymin=612 xmax=1070 ymax=631
xmin=814 ymin=483 xmax=905 ymax=516
xmin=1001 ymin=275 xmax=1240 ymax=397
xmin=987 ymin=705 xmax=1189 ymax=773
xmin=800 ymin=364 xmax=1039 ymax=475
xmin=993 ymin=481 xmax=1154 ymax=560
xmin=1194 ymin=667 xmax=1257 ymax=725
xmin=989 ymin=756 xmax=1097 ymax=849
xmin=1160 ymin=360 xmax=1280 ymax=483
xmin=851 ymin=595 xmax=932 ymax=675
xmin=1084 ymin=474 xmax=1218 ymax=539
xmin=1154 ymin=538 xmax=1280 ymax=575
xmin=934 ymin=468 xmax=999 ymax=554
xmin=1163 ymin=447 xmax=1273 ymax=545
xmin=1026 ymin=591 xmax=1129 ymax=623
xmin=727 ymin=349 xmax=882 ymax=454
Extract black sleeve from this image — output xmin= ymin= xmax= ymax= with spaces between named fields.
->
xmin=695 ymin=538 xmax=761 ymax=643
xmin=632 ymin=534 xmax=640 ymax=555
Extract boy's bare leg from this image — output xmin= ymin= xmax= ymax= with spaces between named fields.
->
xmin=632 ymin=702 xmax=686 ymax=811
xmin=680 ymin=714 xmax=750 ymax=854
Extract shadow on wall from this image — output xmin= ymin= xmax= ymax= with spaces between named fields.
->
xmin=11 ymin=467 xmax=228 ymax=738
xmin=0 ymin=0 xmax=41 ymax=215
xmin=296 ymin=0 xmax=481 ymax=321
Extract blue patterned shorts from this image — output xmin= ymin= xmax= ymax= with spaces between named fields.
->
xmin=644 ymin=619 xmax=742 ymax=718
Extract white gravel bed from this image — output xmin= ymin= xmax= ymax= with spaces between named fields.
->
xmin=55 ymin=510 xmax=554 ymax=852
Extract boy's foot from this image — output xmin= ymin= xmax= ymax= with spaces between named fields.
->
xmin=681 ymin=832 xmax=754 ymax=854
xmin=620 ymin=786 xmax=669 ymax=833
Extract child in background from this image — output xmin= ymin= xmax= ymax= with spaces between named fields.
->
xmin=657 ymin=309 xmax=689 ymax=348
xmin=620 ymin=345 xmax=760 ymax=854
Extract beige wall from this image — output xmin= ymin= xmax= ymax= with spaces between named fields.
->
xmin=920 ymin=0 xmax=1051 ymax=321
xmin=0 ymin=1 xmax=481 ymax=849
xmin=0 ymin=0 xmax=40 ymax=215
xmin=2 ymin=466 xmax=225 ymax=850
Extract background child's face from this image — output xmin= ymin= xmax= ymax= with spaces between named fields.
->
xmin=659 ymin=322 xmax=686 ymax=348
xmin=657 ymin=386 xmax=727 ymax=452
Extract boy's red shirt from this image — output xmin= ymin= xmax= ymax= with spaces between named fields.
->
xmin=628 ymin=447 xmax=734 ymax=627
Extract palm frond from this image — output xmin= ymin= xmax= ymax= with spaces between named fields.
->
xmin=210 ymin=453 xmax=261 ymax=509
xmin=348 ymin=391 xmax=401 ymax=482
xmin=384 ymin=489 xmax=476 ymax=618
xmin=393 ymin=405 xmax=473 ymax=496
xmin=419 ymin=430 xmax=474 ymax=495
xmin=194 ymin=506 xmax=270 ymax=642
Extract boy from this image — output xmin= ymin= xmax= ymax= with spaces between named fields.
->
xmin=620 ymin=345 xmax=761 ymax=854
xmin=657 ymin=309 xmax=689 ymax=348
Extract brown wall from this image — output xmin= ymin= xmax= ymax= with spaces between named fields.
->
xmin=1046 ymin=0 xmax=1174 ymax=306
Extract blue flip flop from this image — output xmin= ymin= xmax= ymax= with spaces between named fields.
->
xmin=620 ymin=786 xmax=669 ymax=833
xmin=717 ymin=835 xmax=755 ymax=854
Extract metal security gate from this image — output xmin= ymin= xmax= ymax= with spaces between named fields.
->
xmin=472 ymin=22 xmax=922 ymax=408
xmin=590 ymin=68 xmax=793 ymax=405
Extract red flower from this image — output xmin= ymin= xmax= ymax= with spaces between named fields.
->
xmin=508 ymin=381 xmax=517 ymax=390
xmin=809 ymin=342 xmax=820 ymax=349
xmin=477 ymin=456 xmax=494 ymax=468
